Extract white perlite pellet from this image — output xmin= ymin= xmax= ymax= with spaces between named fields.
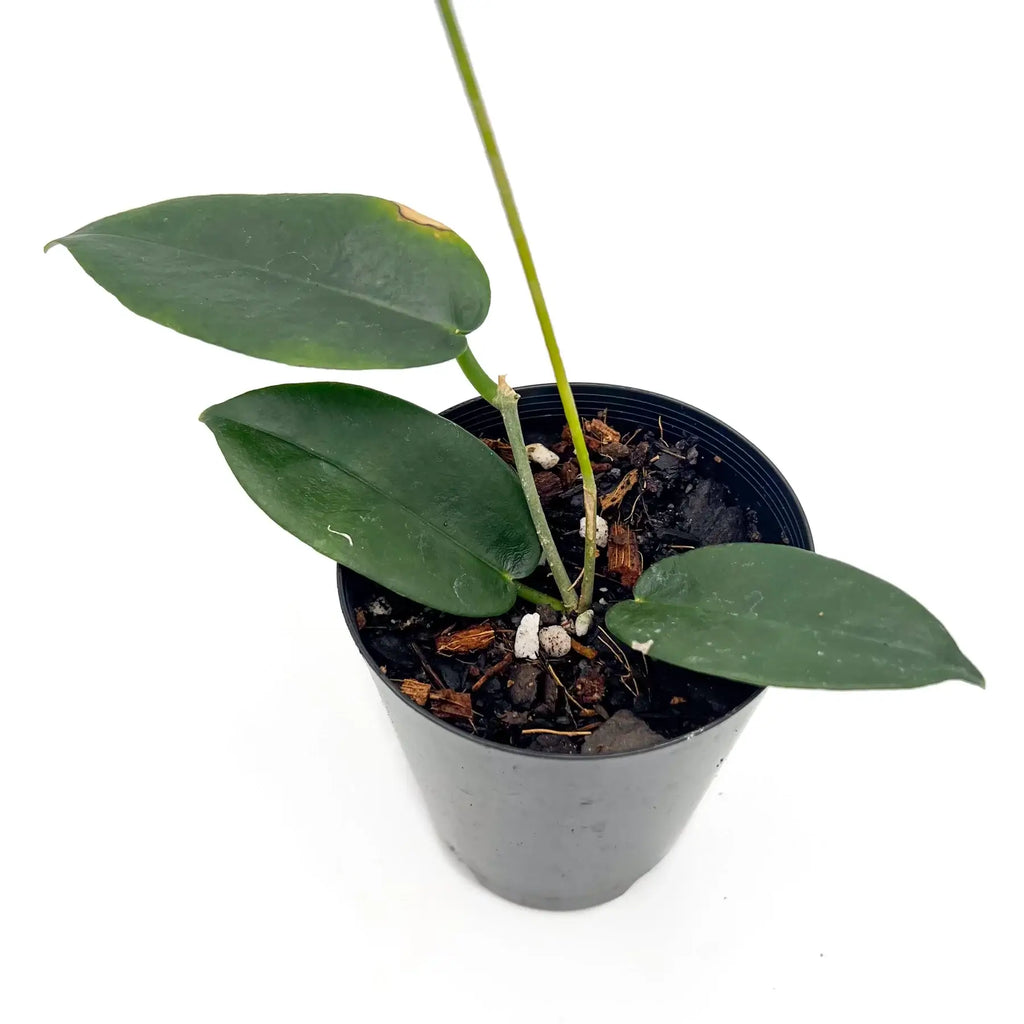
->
xmin=574 ymin=609 xmax=595 ymax=637
xmin=514 ymin=613 xmax=541 ymax=660
xmin=526 ymin=443 xmax=559 ymax=469
xmin=579 ymin=515 xmax=609 ymax=547
xmin=539 ymin=625 xmax=572 ymax=658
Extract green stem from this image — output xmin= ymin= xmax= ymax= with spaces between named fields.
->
xmin=456 ymin=347 xmax=500 ymax=403
xmin=457 ymin=345 xmax=579 ymax=609
xmin=436 ymin=0 xmax=598 ymax=613
xmin=516 ymin=582 xmax=563 ymax=612
xmin=493 ymin=375 xmax=578 ymax=610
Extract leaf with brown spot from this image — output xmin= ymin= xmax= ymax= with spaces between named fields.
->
xmin=48 ymin=193 xmax=489 ymax=370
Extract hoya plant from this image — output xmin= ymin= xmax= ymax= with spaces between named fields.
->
xmin=45 ymin=1 xmax=982 ymax=694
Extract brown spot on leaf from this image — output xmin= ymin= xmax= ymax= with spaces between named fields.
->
xmin=397 ymin=203 xmax=450 ymax=231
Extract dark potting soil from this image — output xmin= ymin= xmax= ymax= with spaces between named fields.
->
xmin=351 ymin=413 xmax=769 ymax=755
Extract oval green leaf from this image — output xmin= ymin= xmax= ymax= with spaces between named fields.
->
xmin=46 ymin=194 xmax=489 ymax=369
xmin=606 ymin=544 xmax=983 ymax=690
xmin=200 ymin=383 xmax=539 ymax=616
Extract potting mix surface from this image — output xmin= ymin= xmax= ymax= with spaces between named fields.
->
xmin=352 ymin=413 xmax=773 ymax=755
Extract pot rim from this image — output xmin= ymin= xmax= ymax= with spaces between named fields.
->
xmin=337 ymin=381 xmax=812 ymax=762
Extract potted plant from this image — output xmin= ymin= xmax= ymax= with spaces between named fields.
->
xmin=45 ymin=1 xmax=982 ymax=909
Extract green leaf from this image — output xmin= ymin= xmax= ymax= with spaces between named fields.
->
xmin=46 ymin=194 xmax=489 ymax=369
xmin=200 ymin=383 xmax=539 ymax=615
xmin=606 ymin=544 xmax=983 ymax=690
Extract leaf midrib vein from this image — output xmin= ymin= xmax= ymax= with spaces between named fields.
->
xmin=64 ymin=231 xmax=461 ymax=330
xmin=635 ymin=601 xmax=956 ymax=662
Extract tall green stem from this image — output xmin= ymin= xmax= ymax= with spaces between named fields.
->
xmin=456 ymin=348 xmax=579 ymax=610
xmin=437 ymin=0 xmax=598 ymax=612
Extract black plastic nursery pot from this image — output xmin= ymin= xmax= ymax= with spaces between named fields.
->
xmin=338 ymin=383 xmax=813 ymax=910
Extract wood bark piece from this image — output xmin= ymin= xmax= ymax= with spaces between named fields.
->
xmin=557 ymin=460 xmax=580 ymax=487
xmin=600 ymin=468 xmax=639 ymax=512
xmin=435 ymin=622 xmax=495 ymax=655
xmin=607 ymin=523 xmax=642 ymax=588
xmin=399 ymin=679 xmax=431 ymax=706
xmin=598 ymin=441 xmax=630 ymax=460
xmin=471 ymin=651 xmax=514 ymax=692
xmin=583 ymin=418 xmax=621 ymax=446
xmin=430 ymin=689 xmax=474 ymax=721
xmin=562 ymin=423 xmax=600 ymax=452
xmin=532 ymin=470 xmax=561 ymax=502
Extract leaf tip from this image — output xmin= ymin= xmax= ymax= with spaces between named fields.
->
xmin=964 ymin=663 xmax=986 ymax=689
xmin=42 ymin=237 xmax=64 ymax=254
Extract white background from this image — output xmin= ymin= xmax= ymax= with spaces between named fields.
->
xmin=3 ymin=1 xmax=1020 ymax=1021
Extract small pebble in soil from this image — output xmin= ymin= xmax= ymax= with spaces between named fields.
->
xmin=526 ymin=443 xmax=560 ymax=469
xmin=574 ymin=609 xmax=595 ymax=637
xmin=581 ymin=710 xmax=663 ymax=755
xmin=539 ymin=625 xmax=572 ymax=658
xmin=509 ymin=662 xmax=542 ymax=707
xmin=368 ymin=597 xmax=392 ymax=617
xmin=514 ymin=612 xmax=541 ymax=660
xmin=580 ymin=515 xmax=609 ymax=547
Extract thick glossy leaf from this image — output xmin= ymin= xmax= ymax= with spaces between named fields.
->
xmin=200 ymin=383 xmax=539 ymax=615
xmin=46 ymin=194 xmax=489 ymax=369
xmin=606 ymin=544 xmax=983 ymax=689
